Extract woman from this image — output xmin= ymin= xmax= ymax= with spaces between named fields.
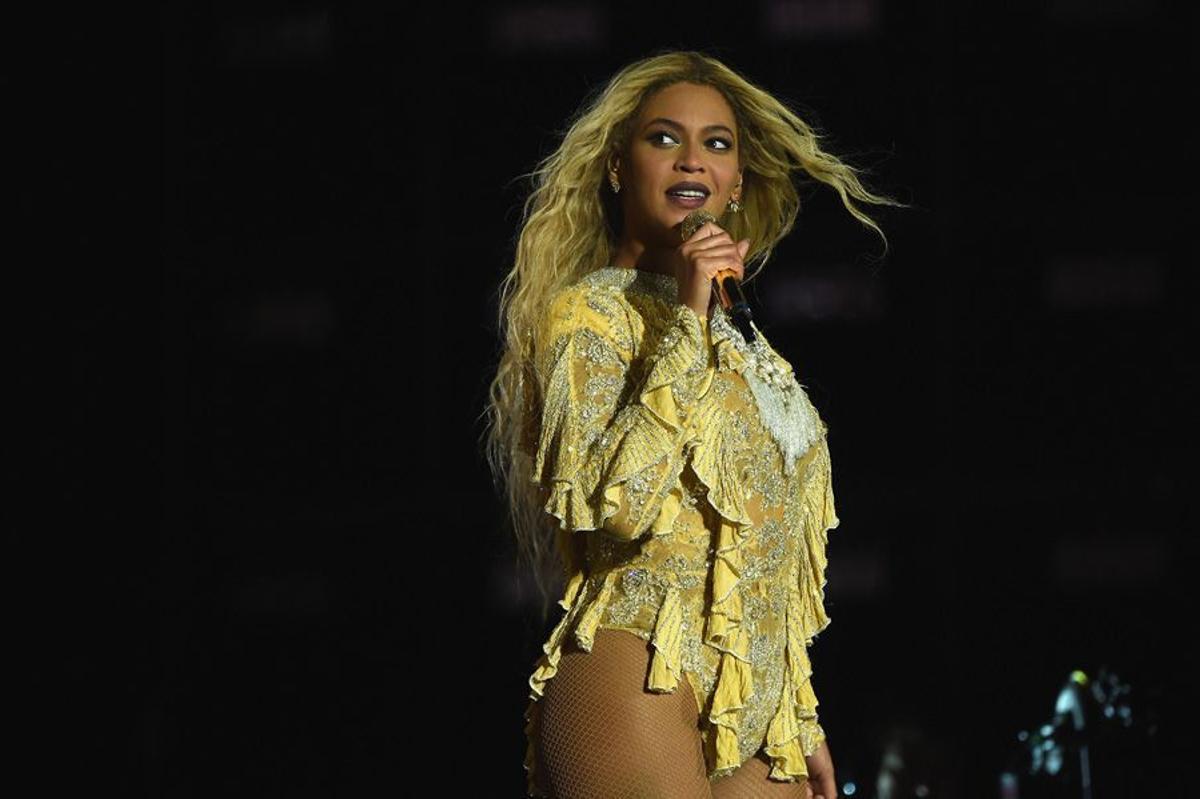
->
xmin=484 ymin=50 xmax=904 ymax=798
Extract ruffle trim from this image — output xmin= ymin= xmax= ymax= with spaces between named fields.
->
xmin=684 ymin=354 xmax=762 ymax=777
xmin=530 ymin=302 xmax=713 ymax=541
xmin=524 ymin=294 xmax=840 ymax=794
xmin=639 ymin=304 xmax=715 ymax=432
xmin=537 ymin=411 xmax=690 ymax=539
xmin=696 ymin=433 xmax=841 ymax=782
xmin=527 ymin=441 xmax=838 ymax=793
xmin=522 ymin=572 xmax=688 ymax=797
xmin=523 ymin=453 xmax=837 ymax=795
xmin=763 ymin=437 xmax=840 ymax=779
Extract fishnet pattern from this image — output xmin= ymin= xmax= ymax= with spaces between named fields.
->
xmin=711 ymin=753 xmax=812 ymax=799
xmin=528 ymin=628 xmax=813 ymax=799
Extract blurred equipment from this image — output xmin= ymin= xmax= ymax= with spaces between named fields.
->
xmin=873 ymin=723 xmax=954 ymax=799
xmin=999 ymin=666 xmax=1161 ymax=798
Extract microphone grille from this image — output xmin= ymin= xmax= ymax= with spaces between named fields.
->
xmin=680 ymin=209 xmax=717 ymax=242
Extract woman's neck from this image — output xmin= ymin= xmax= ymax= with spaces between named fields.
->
xmin=610 ymin=237 xmax=675 ymax=277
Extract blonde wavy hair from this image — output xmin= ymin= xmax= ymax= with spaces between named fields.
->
xmin=481 ymin=49 xmax=908 ymax=622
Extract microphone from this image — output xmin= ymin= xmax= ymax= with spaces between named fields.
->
xmin=681 ymin=209 xmax=756 ymax=342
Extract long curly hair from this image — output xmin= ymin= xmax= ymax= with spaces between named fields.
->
xmin=482 ymin=49 xmax=907 ymax=622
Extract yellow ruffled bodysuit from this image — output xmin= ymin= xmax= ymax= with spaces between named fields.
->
xmin=522 ymin=266 xmax=840 ymax=794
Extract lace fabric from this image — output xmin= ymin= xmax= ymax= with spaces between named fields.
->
xmin=523 ymin=267 xmax=840 ymax=796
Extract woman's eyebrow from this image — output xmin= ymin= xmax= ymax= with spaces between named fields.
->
xmin=643 ymin=117 xmax=735 ymax=136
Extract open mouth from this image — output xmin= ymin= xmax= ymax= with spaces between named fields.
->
xmin=666 ymin=186 xmax=709 ymax=208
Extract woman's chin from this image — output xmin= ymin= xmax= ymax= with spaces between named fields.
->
xmin=655 ymin=209 xmax=696 ymax=236
xmin=625 ymin=209 xmax=706 ymax=246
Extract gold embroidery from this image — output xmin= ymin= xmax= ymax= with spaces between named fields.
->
xmin=524 ymin=267 xmax=840 ymax=792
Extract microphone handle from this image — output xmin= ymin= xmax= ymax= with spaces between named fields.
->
xmin=681 ymin=211 xmax=756 ymax=341
xmin=712 ymin=271 xmax=757 ymax=342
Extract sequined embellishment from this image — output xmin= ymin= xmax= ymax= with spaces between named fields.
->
xmin=709 ymin=307 xmax=823 ymax=476
xmin=586 ymin=266 xmax=824 ymax=474
xmin=583 ymin=265 xmax=679 ymax=302
xmin=524 ymin=266 xmax=837 ymax=794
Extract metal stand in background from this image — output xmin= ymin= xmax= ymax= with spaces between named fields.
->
xmin=1000 ymin=667 xmax=1154 ymax=799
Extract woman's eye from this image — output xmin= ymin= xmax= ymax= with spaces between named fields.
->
xmin=650 ymin=132 xmax=733 ymax=150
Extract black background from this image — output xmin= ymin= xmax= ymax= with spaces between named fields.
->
xmin=26 ymin=1 xmax=1195 ymax=795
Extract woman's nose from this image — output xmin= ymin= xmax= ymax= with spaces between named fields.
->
xmin=676 ymin=151 xmax=704 ymax=171
xmin=676 ymin=141 xmax=705 ymax=170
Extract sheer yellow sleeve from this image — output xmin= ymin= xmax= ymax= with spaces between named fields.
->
xmin=530 ymin=284 xmax=715 ymax=542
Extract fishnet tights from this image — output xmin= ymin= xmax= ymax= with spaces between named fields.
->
xmin=530 ymin=628 xmax=812 ymax=798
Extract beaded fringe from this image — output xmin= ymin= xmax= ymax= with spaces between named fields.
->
xmin=710 ymin=308 xmax=823 ymax=475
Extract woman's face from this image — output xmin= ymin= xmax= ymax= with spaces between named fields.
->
xmin=613 ymin=81 xmax=743 ymax=247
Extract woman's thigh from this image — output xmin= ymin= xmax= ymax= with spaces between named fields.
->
xmin=710 ymin=751 xmax=812 ymax=799
xmin=535 ymin=627 xmax=713 ymax=799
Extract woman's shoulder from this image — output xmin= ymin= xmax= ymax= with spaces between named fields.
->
xmin=545 ymin=272 xmax=623 ymax=324
xmin=543 ymin=267 xmax=686 ymax=356
xmin=579 ymin=267 xmax=684 ymax=325
xmin=547 ymin=268 xmax=660 ymax=332
xmin=576 ymin=267 xmax=679 ymax=308
xmin=540 ymin=272 xmax=638 ymax=358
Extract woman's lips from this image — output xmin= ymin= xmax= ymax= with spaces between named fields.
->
xmin=666 ymin=192 xmax=708 ymax=209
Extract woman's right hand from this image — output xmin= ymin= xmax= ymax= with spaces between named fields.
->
xmin=673 ymin=221 xmax=750 ymax=319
